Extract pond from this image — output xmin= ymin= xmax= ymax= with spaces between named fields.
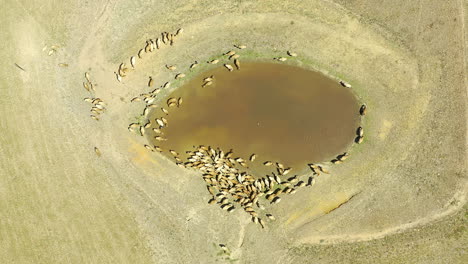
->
xmin=149 ymin=62 xmax=360 ymax=172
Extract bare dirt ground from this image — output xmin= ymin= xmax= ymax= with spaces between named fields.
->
xmin=0 ymin=0 xmax=466 ymax=263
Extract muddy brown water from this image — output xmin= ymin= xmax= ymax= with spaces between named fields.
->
xmin=149 ymin=62 xmax=360 ymax=173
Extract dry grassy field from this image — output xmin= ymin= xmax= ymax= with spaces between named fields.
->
xmin=0 ymin=0 xmax=466 ymax=263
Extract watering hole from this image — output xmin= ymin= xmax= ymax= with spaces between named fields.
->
xmin=149 ymin=62 xmax=361 ymax=171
